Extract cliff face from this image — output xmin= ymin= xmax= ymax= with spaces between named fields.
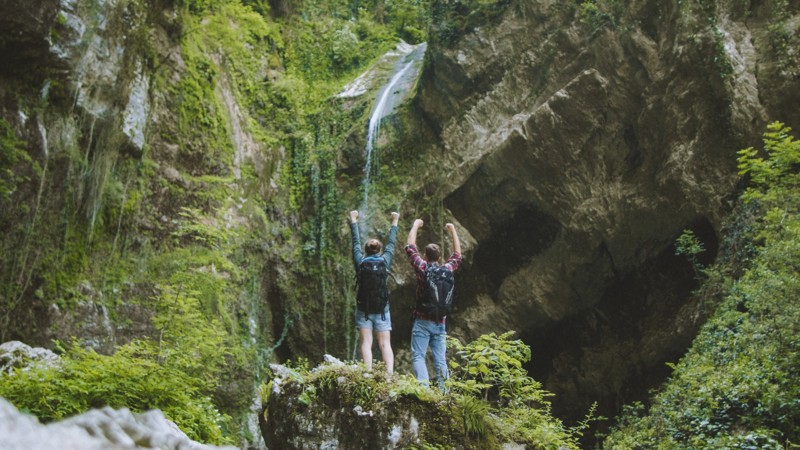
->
xmin=399 ymin=0 xmax=800 ymax=424
xmin=0 ymin=0 xmax=164 ymax=346
xmin=2 ymin=0 xmax=800 ymax=445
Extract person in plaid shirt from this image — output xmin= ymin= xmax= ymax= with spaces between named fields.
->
xmin=405 ymin=219 xmax=462 ymax=389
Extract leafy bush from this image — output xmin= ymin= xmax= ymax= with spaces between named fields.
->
xmin=737 ymin=122 xmax=800 ymax=205
xmin=0 ymin=340 xmax=231 ymax=444
xmin=604 ymin=122 xmax=800 ymax=448
xmin=447 ymin=331 xmax=585 ymax=448
xmin=448 ymin=331 xmax=550 ymax=408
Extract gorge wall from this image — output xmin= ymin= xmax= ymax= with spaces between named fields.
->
xmin=386 ymin=0 xmax=800 ymax=427
xmin=1 ymin=0 xmax=800 ymax=446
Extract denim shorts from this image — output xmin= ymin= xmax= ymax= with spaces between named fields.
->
xmin=355 ymin=305 xmax=392 ymax=332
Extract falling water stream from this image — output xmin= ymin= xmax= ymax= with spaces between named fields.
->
xmin=343 ymin=42 xmax=426 ymax=359
xmin=357 ymin=43 xmax=427 ymax=228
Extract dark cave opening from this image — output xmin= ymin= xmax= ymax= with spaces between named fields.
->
xmin=521 ymin=217 xmax=719 ymax=445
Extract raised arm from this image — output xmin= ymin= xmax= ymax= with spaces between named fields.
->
xmin=383 ymin=211 xmax=400 ymax=267
xmin=349 ymin=210 xmax=363 ymax=271
xmin=407 ymin=219 xmax=423 ymax=247
xmin=445 ymin=223 xmax=461 ymax=255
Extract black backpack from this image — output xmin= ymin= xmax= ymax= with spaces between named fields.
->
xmin=356 ymin=256 xmax=390 ymax=318
xmin=419 ymin=264 xmax=455 ymax=320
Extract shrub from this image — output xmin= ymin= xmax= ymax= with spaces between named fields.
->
xmin=604 ymin=123 xmax=800 ymax=448
xmin=0 ymin=340 xmax=231 ymax=444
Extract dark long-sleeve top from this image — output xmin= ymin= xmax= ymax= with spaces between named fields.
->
xmin=350 ymin=222 xmax=398 ymax=272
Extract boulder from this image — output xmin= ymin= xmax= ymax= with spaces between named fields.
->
xmin=0 ymin=397 xmax=238 ymax=450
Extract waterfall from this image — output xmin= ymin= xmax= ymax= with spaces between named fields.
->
xmin=357 ymin=42 xmax=427 ymax=225
xmin=37 ymin=116 xmax=48 ymax=159
xmin=33 ymin=115 xmax=50 ymax=221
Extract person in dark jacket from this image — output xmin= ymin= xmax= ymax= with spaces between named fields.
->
xmin=349 ymin=210 xmax=399 ymax=375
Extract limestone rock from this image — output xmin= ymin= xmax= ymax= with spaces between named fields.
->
xmin=260 ymin=362 xmax=462 ymax=450
xmin=0 ymin=341 xmax=60 ymax=374
xmin=0 ymin=397 xmax=238 ymax=450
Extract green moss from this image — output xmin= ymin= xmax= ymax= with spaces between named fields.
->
xmin=263 ymin=332 xmax=583 ymax=448
xmin=430 ymin=0 xmax=512 ymax=47
xmin=0 ymin=119 xmax=33 ymax=201
xmin=3 ymin=0 xmax=435 ymax=444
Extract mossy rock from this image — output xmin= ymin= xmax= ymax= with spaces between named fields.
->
xmin=260 ymin=358 xmax=493 ymax=449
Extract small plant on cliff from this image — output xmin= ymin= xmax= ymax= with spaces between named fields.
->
xmin=448 ymin=331 xmax=550 ymax=408
xmin=447 ymin=331 xmax=584 ymax=448
xmin=676 ymin=229 xmax=706 ymax=279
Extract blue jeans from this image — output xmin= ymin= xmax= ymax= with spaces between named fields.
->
xmin=411 ymin=319 xmax=448 ymax=389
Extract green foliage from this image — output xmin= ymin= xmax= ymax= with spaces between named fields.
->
xmin=675 ymin=0 xmax=734 ymax=79
xmin=766 ymin=0 xmax=799 ymax=78
xmin=578 ymin=0 xmax=623 ymax=32
xmin=431 ymin=0 xmax=511 ymax=46
xmin=294 ymin=0 xmax=430 ymax=44
xmin=712 ymin=27 xmax=734 ymax=79
xmin=173 ymin=206 xmax=240 ymax=250
xmin=447 ymin=331 xmax=581 ymax=448
xmin=448 ymin=331 xmax=549 ymax=408
xmin=171 ymin=36 xmax=233 ymax=171
xmin=283 ymin=17 xmax=396 ymax=83
xmin=0 ymin=118 xmax=34 ymax=201
xmin=456 ymin=394 xmax=489 ymax=437
xmin=151 ymin=283 xmax=231 ymax=390
xmin=376 ymin=0 xmax=431 ymax=44
xmin=737 ymin=122 xmax=800 ymax=205
xmin=0 ymin=340 xmax=231 ymax=444
xmin=37 ymin=227 xmax=92 ymax=308
xmin=262 ymin=333 xmax=583 ymax=448
xmin=332 ymin=24 xmax=360 ymax=68
xmin=605 ymin=123 xmax=800 ymax=448
xmin=676 ymin=228 xmax=706 ymax=277
xmin=675 ymin=229 xmax=705 ymax=259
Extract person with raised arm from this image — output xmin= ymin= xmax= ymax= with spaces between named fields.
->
xmin=405 ymin=219 xmax=462 ymax=389
xmin=349 ymin=210 xmax=399 ymax=375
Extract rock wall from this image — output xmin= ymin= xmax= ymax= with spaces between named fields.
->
xmin=0 ymin=0 xmax=166 ymax=345
xmin=402 ymin=0 xmax=800 ymax=426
